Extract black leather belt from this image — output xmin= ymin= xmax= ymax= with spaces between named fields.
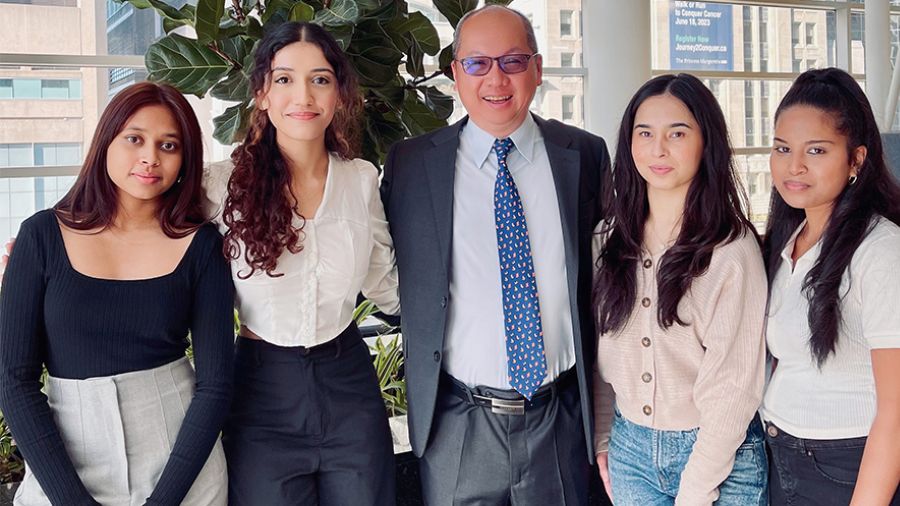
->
xmin=442 ymin=367 xmax=577 ymax=416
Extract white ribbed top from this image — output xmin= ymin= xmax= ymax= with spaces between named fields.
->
xmin=761 ymin=217 xmax=900 ymax=439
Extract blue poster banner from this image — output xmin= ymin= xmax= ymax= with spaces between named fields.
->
xmin=669 ymin=1 xmax=733 ymax=71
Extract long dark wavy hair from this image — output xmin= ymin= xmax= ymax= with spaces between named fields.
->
xmin=763 ymin=67 xmax=900 ymax=365
xmin=54 ymin=82 xmax=205 ymax=237
xmin=592 ymin=74 xmax=755 ymax=334
xmin=223 ymin=21 xmax=362 ymax=278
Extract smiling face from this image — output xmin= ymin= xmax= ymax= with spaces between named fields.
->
xmin=630 ymin=93 xmax=704 ymax=199
xmin=451 ymin=8 xmax=541 ymax=138
xmin=105 ymin=104 xmax=182 ymax=207
xmin=257 ymin=41 xmax=338 ymax=150
xmin=770 ymin=105 xmax=865 ymax=216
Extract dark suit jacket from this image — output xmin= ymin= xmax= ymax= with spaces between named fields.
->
xmin=381 ymin=114 xmax=610 ymax=462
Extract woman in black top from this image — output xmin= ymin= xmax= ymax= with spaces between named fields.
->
xmin=0 ymin=82 xmax=234 ymax=505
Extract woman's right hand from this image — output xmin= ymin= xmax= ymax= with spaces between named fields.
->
xmin=596 ymin=451 xmax=613 ymax=503
xmin=1 ymin=238 xmax=14 ymax=280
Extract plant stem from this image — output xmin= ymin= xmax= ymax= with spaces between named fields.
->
xmin=409 ymin=69 xmax=446 ymax=87
xmin=208 ymin=42 xmax=242 ymax=70
xmin=231 ymin=0 xmax=245 ymax=22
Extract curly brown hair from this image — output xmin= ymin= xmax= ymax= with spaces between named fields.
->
xmin=223 ymin=22 xmax=363 ymax=278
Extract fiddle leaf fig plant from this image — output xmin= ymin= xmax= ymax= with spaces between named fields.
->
xmin=117 ymin=0 xmax=509 ymax=165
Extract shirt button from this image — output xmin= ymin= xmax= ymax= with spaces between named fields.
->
xmin=643 ymin=259 xmax=652 ymax=269
xmin=433 ymin=351 xmax=441 ymax=362
xmin=641 ymin=297 xmax=651 ymax=308
xmin=767 ymin=425 xmax=779 ymax=438
xmin=641 ymin=372 xmax=652 ymax=383
xmin=642 ymin=405 xmax=652 ymax=416
xmin=641 ymin=337 xmax=651 ymax=347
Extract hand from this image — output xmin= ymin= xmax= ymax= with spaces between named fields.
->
xmin=596 ymin=451 xmax=613 ymax=503
xmin=0 ymin=238 xmax=14 ymax=280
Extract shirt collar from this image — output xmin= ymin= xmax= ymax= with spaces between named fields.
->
xmin=460 ymin=113 xmax=538 ymax=169
xmin=780 ymin=219 xmax=822 ymax=265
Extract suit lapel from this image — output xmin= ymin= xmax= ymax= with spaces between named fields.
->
xmin=536 ymin=116 xmax=580 ymax=292
xmin=424 ymin=118 xmax=465 ymax=278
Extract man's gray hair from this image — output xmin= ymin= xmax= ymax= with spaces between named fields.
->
xmin=451 ymin=5 xmax=539 ymax=59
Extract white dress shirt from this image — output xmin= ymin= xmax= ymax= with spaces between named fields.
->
xmin=203 ymin=154 xmax=400 ymax=347
xmin=443 ymin=114 xmax=575 ymax=389
xmin=760 ymin=217 xmax=900 ymax=439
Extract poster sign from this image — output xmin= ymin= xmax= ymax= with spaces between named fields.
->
xmin=669 ymin=1 xmax=733 ymax=71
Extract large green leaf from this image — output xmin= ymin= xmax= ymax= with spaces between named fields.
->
xmin=485 ymin=0 xmax=513 ymax=5
xmin=422 ymin=86 xmax=454 ymax=120
xmin=260 ymin=0 xmax=293 ymax=24
xmin=220 ymin=36 xmax=255 ymax=68
xmin=194 ymin=0 xmax=223 ymax=44
xmin=313 ymin=0 xmax=360 ymax=26
xmin=328 ymin=24 xmax=355 ymax=51
xmin=211 ymin=69 xmax=250 ymax=102
xmin=432 ymin=0 xmax=478 ymax=28
xmin=405 ymin=41 xmax=424 ymax=78
xmin=392 ymin=11 xmax=440 ymax=55
xmin=125 ymin=0 xmax=194 ymax=26
xmin=213 ymin=101 xmax=252 ymax=145
xmin=369 ymin=83 xmax=405 ymax=110
xmin=401 ymin=92 xmax=445 ymax=137
xmin=289 ymin=2 xmax=315 ymax=22
xmin=438 ymin=44 xmax=455 ymax=79
xmin=145 ymin=34 xmax=231 ymax=97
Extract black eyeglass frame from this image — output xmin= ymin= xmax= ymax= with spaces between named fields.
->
xmin=454 ymin=53 xmax=540 ymax=76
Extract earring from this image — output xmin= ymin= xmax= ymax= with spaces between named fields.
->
xmin=848 ymin=174 xmax=858 ymax=186
xmin=176 ymin=175 xmax=183 ymax=184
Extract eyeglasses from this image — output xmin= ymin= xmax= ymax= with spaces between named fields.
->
xmin=455 ymin=53 xmax=538 ymax=76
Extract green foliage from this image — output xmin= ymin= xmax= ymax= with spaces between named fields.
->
xmin=117 ymin=0 xmax=482 ymax=166
xmin=371 ymin=334 xmax=406 ymax=416
xmin=0 ymin=413 xmax=24 ymax=484
xmin=353 ymin=300 xmax=406 ymax=416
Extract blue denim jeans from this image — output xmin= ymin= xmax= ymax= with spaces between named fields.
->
xmin=766 ymin=422 xmax=900 ymax=505
xmin=608 ymin=410 xmax=767 ymax=505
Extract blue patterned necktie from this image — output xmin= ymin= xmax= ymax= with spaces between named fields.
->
xmin=492 ymin=137 xmax=547 ymax=399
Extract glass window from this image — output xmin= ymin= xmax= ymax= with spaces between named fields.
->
xmin=12 ymin=79 xmax=40 ymax=99
xmin=562 ymin=95 xmax=575 ymax=121
xmin=806 ymin=22 xmax=816 ymax=45
xmin=561 ymin=52 xmax=574 ymax=67
xmin=41 ymin=79 xmax=70 ymax=99
xmin=0 ymin=79 xmax=11 ymax=99
xmin=560 ymin=10 xmax=573 ymax=37
xmin=792 ymin=21 xmax=801 ymax=45
xmin=1 ymin=144 xmax=34 ymax=167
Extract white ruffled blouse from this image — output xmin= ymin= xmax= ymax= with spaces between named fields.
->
xmin=203 ymin=154 xmax=400 ymax=347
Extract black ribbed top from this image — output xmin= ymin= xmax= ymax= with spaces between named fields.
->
xmin=0 ymin=209 xmax=235 ymax=505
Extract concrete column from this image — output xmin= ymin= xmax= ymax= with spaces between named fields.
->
xmin=865 ymin=0 xmax=890 ymax=129
xmin=583 ymin=0 xmax=651 ymax=152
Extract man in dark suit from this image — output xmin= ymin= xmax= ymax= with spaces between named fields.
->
xmin=381 ymin=5 xmax=610 ymax=505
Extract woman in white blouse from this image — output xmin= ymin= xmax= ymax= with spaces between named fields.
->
xmin=761 ymin=68 xmax=900 ymax=505
xmin=203 ymin=22 xmax=399 ymax=505
xmin=592 ymin=74 xmax=768 ymax=505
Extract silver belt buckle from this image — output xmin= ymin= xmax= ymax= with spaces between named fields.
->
xmin=490 ymin=398 xmax=525 ymax=416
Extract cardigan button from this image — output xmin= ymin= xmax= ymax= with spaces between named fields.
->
xmin=440 ymin=296 xmax=447 ymax=308
xmin=641 ymin=297 xmax=651 ymax=308
xmin=643 ymin=259 xmax=652 ymax=269
xmin=641 ymin=372 xmax=652 ymax=383
xmin=433 ymin=351 xmax=441 ymax=362
xmin=642 ymin=405 xmax=652 ymax=416
xmin=641 ymin=337 xmax=651 ymax=347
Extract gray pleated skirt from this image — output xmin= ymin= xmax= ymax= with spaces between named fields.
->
xmin=15 ymin=357 xmax=227 ymax=506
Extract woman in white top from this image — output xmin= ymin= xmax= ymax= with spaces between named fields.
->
xmin=761 ymin=68 xmax=900 ymax=505
xmin=592 ymin=74 xmax=768 ymax=505
xmin=203 ymin=22 xmax=399 ymax=505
